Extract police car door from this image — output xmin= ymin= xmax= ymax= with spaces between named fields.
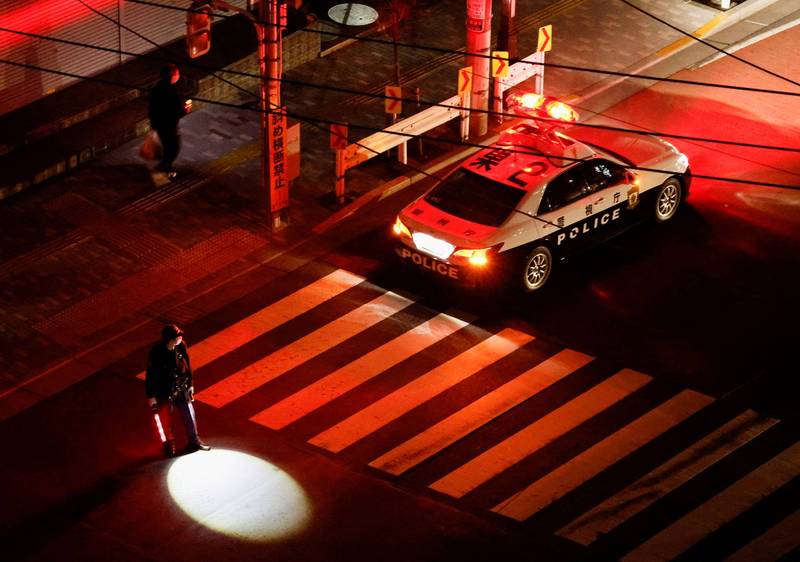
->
xmin=579 ymin=159 xmax=630 ymax=239
xmin=536 ymin=162 xmax=612 ymax=256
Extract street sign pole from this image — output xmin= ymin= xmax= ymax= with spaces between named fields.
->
xmin=491 ymin=51 xmax=508 ymax=125
xmin=330 ymin=123 xmax=348 ymax=204
xmin=498 ymin=0 xmax=517 ymax=60
xmin=260 ymin=0 xmax=288 ymax=230
xmin=465 ymin=0 xmax=492 ymax=137
xmin=458 ymin=66 xmax=472 ymax=140
xmin=210 ymin=0 xmax=288 ymax=231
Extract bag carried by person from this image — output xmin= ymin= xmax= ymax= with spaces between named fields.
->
xmin=139 ymin=129 xmax=162 ymax=160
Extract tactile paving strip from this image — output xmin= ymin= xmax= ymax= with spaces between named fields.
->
xmin=45 ymin=193 xmax=182 ymax=264
xmin=34 ymin=228 xmax=266 ymax=346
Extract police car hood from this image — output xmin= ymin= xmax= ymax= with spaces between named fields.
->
xmin=565 ymin=126 xmax=678 ymax=166
xmin=400 ymin=198 xmax=497 ymax=245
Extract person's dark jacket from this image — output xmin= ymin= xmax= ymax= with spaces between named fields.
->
xmin=146 ymin=341 xmax=193 ymax=401
xmin=148 ymin=79 xmax=186 ymax=131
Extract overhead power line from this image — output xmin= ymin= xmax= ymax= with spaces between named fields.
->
xmin=124 ymin=0 xmax=800 ymax=98
xmin=3 ymin=25 xmax=800 ymax=157
xmin=14 ymin=0 xmax=793 ymax=251
xmin=2 ymin=56 xmax=798 ymax=194
xmin=618 ymin=0 xmax=800 ymax=89
xmin=74 ymin=0 xmax=259 ymax=102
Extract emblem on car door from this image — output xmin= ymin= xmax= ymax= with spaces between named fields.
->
xmin=627 ymin=184 xmax=640 ymax=209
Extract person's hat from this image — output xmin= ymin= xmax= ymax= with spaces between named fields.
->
xmin=161 ymin=323 xmax=184 ymax=341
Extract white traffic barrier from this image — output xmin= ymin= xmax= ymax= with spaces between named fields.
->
xmin=334 ymin=93 xmax=467 ymax=202
xmin=334 ymin=50 xmax=546 ymax=201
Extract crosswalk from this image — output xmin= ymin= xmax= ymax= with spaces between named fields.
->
xmin=139 ymin=267 xmax=800 ymax=560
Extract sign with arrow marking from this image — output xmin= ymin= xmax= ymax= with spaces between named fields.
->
xmin=458 ymin=66 xmax=473 ymax=95
xmin=537 ymin=24 xmax=553 ymax=52
xmin=492 ymin=51 xmax=509 ymax=77
xmin=385 ymin=85 xmax=402 ymax=114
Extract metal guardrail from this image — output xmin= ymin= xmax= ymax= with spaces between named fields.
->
xmin=333 ymin=50 xmax=546 ymax=201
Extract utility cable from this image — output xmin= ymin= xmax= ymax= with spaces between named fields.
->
xmin=73 ymin=0 xmax=260 ymax=102
xmin=570 ymin=99 xmax=800 ymax=186
xmin=2 ymin=53 xmax=798 ymax=265
xmin=2 ymin=56 xmax=798 ymax=194
xmin=125 ymin=0 xmax=800 ymax=98
xmin=4 ymin=25 xmax=800 ymax=156
xmin=619 ymin=0 xmax=800 ymax=89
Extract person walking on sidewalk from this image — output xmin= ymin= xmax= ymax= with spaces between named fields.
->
xmin=147 ymin=64 xmax=189 ymax=179
xmin=146 ymin=323 xmax=210 ymax=457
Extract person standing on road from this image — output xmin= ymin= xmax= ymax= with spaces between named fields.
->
xmin=147 ymin=64 xmax=189 ymax=179
xmin=146 ymin=323 xmax=210 ymax=457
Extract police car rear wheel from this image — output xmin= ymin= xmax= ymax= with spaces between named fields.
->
xmin=655 ymin=178 xmax=682 ymax=223
xmin=521 ymin=246 xmax=552 ymax=292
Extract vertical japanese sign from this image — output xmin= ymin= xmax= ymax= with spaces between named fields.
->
xmin=268 ymin=110 xmax=289 ymax=212
xmin=466 ymin=0 xmax=486 ymax=32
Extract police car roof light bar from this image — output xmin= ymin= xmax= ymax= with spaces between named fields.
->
xmin=507 ymin=92 xmax=580 ymax=125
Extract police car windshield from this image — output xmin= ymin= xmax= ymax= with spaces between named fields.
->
xmin=424 ymin=169 xmax=526 ymax=227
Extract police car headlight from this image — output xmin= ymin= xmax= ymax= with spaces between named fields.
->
xmin=677 ymin=152 xmax=689 ymax=169
xmin=393 ymin=216 xmax=411 ymax=238
xmin=452 ymin=247 xmax=491 ymax=267
xmin=412 ymin=232 xmax=455 ymax=260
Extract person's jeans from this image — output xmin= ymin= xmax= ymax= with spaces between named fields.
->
xmin=155 ymin=127 xmax=180 ymax=172
xmin=156 ymin=396 xmax=200 ymax=444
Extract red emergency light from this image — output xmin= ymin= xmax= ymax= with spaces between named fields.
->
xmin=507 ymin=92 xmax=579 ymax=123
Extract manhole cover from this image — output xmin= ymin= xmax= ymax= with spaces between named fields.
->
xmin=327 ymin=3 xmax=379 ymax=26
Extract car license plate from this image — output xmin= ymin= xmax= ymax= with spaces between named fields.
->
xmin=396 ymin=246 xmax=460 ymax=280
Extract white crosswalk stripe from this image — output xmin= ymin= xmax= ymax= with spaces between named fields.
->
xmin=364 ymin=349 xmax=593 ymax=474
xmin=621 ymin=441 xmax=800 ymax=562
xmin=492 ymin=389 xmax=713 ymax=521
xmin=197 ymin=290 xmax=414 ymax=407
xmin=309 ymin=328 xmax=535 ymax=453
xmin=249 ymin=311 xmax=473 ymax=429
xmin=558 ymin=409 xmax=779 ymax=545
xmin=724 ymin=510 xmax=800 ymax=562
xmin=137 ymin=268 xmax=799 ymax=558
xmin=136 ymin=269 xmax=364 ymax=380
xmin=430 ymin=369 xmax=653 ymax=498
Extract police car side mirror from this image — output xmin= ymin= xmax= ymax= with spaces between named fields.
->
xmin=623 ymin=170 xmax=636 ymax=184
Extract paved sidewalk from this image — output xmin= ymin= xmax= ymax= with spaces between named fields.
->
xmin=1 ymin=0 xmax=795 ymax=421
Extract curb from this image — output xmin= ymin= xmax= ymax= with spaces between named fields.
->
xmin=569 ymin=0 xmax=784 ymax=108
xmin=311 ymin=141 xmax=486 ymax=235
xmin=689 ymin=12 xmax=800 ymax=70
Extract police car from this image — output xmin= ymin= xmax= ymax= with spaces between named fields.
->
xmin=392 ymin=94 xmax=691 ymax=291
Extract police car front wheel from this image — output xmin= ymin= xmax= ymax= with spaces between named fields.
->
xmin=655 ymin=178 xmax=682 ymax=223
xmin=521 ymin=246 xmax=552 ymax=292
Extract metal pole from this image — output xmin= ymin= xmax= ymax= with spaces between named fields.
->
xmin=415 ymin=86 xmax=423 ymax=157
xmin=117 ymin=0 xmax=123 ymax=66
xmin=258 ymin=0 xmax=286 ymax=229
xmin=266 ymin=0 xmax=281 ymax=107
xmin=268 ymin=0 xmax=286 ymax=229
xmin=465 ymin=0 xmax=492 ymax=137
xmin=214 ymin=0 xmax=283 ymax=228
xmin=498 ymin=0 xmax=517 ymax=60
xmin=255 ymin=2 xmax=271 ymax=226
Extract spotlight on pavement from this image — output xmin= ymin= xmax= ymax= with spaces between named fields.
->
xmin=167 ymin=449 xmax=311 ymax=541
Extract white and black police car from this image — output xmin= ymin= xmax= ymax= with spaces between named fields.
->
xmin=392 ymin=93 xmax=691 ymax=291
